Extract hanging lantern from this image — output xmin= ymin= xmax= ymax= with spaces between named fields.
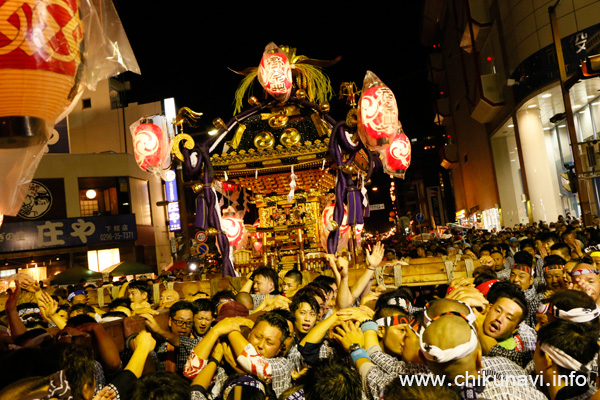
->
xmin=0 ymin=0 xmax=85 ymax=217
xmin=257 ymin=42 xmax=293 ymax=103
xmin=321 ymin=203 xmax=350 ymax=236
xmin=130 ymin=115 xmax=171 ymax=178
xmin=357 ymin=71 xmax=399 ymax=151
xmin=0 ymin=212 xmax=3 ymax=230
xmin=221 ymin=216 xmax=245 ymax=247
xmin=320 ymin=203 xmax=351 ymax=252
xmin=382 ymin=131 xmax=411 ymax=179
xmin=0 ymin=0 xmax=84 ymax=148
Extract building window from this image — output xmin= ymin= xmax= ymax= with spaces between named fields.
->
xmin=80 ymin=199 xmax=99 ymax=217
xmin=78 ymin=177 xmax=132 ymax=217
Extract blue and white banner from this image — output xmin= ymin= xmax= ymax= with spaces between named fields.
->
xmin=0 ymin=214 xmax=137 ymax=253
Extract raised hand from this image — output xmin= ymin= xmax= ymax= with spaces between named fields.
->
xmin=331 ymin=321 xmax=365 ymax=353
xmin=366 ymin=241 xmax=384 ymax=268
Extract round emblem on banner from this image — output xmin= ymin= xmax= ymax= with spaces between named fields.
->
xmin=18 ymin=181 xmax=52 ymax=219
xmin=195 ymin=231 xmax=207 ymax=243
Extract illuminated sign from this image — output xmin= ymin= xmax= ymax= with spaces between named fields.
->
xmin=168 ymin=202 xmax=181 ymax=231
xmin=0 ymin=214 xmax=137 ymax=253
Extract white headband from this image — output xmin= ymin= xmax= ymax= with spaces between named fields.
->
xmin=423 ymin=300 xmax=476 ymax=327
xmin=388 ymin=297 xmax=413 ymax=313
xmin=419 ymin=328 xmax=478 ymax=363
xmin=540 ymin=343 xmax=591 ymax=373
xmin=538 ymin=304 xmax=600 ymax=323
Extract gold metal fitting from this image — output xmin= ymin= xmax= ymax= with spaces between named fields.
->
xmin=212 ymin=118 xmax=227 ymax=130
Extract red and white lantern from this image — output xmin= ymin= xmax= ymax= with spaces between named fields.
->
xmin=130 ymin=115 xmax=171 ymax=178
xmin=357 ymin=71 xmax=399 ymax=151
xmin=382 ymin=130 xmax=411 ymax=179
xmin=258 ymin=42 xmax=292 ymax=103
xmin=0 ymin=0 xmax=84 ymax=148
xmin=221 ymin=216 xmax=245 ymax=247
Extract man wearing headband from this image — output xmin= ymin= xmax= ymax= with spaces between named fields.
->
xmin=571 ymin=263 xmax=600 ymax=307
xmin=542 ymin=255 xmax=568 ymax=294
xmin=535 ymin=290 xmax=600 ymax=340
xmin=420 ymin=313 xmax=547 ymax=400
xmin=490 ymin=248 xmax=511 ymax=282
xmin=533 ymin=320 xmax=599 ymax=400
xmin=510 ymin=254 xmax=539 ymax=329
xmin=323 ymin=304 xmax=427 ymax=400
xmin=480 ymin=282 xmax=537 ymax=368
xmin=185 ymin=311 xmax=293 ymax=397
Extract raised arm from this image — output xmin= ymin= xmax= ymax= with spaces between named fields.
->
xmin=5 ymin=282 xmax=27 ymax=340
xmin=125 ymin=330 xmax=156 ymax=378
xmin=349 ymin=242 xmax=384 ymax=304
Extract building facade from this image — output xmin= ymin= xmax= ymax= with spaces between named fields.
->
xmin=424 ymin=0 xmax=600 ymax=229
xmin=0 ymin=78 xmax=174 ymax=283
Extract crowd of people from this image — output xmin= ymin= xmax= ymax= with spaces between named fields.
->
xmin=1 ymin=215 xmax=600 ymax=400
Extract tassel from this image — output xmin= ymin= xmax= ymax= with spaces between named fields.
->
xmin=346 ymin=187 xmax=363 ymax=225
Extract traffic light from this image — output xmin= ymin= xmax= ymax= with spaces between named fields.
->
xmin=582 ymin=54 xmax=600 ymax=78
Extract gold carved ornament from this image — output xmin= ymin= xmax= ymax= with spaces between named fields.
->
xmin=254 ymin=132 xmax=275 ymax=150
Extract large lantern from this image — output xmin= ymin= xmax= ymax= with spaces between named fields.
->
xmin=130 ymin=115 xmax=171 ymax=178
xmin=0 ymin=0 xmax=84 ymax=148
xmin=320 ymin=203 xmax=351 ymax=253
xmin=221 ymin=215 xmax=245 ymax=247
xmin=257 ymin=42 xmax=293 ymax=103
xmin=357 ymin=71 xmax=399 ymax=151
xmin=382 ymin=130 xmax=411 ymax=179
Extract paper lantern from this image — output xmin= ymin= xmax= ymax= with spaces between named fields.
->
xmin=258 ymin=42 xmax=292 ymax=102
xmin=221 ymin=216 xmax=245 ymax=247
xmin=319 ymin=203 xmax=351 ymax=252
xmin=321 ymin=203 xmax=349 ymax=236
xmin=0 ymin=0 xmax=84 ymax=148
xmin=382 ymin=131 xmax=411 ymax=179
xmin=130 ymin=116 xmax=171 ymax=178
xmin=357 ymin=71 xmax=399 ymax=151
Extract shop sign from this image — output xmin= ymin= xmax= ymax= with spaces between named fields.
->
xmin=0 ymin=214 xmax=137 ymax=253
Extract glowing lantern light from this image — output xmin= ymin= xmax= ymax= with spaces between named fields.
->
xmin=0 ymin=212 xmax=3 ymax=229
xmin=357 ymin=71 xmax=399 ymax=151
xmin=321 ymin=203 xmax=349 ymax=236
xmin=319 ymin=203 xmax=351 ymax=252
xmin=382 ymin=131 xmax=411 ymax=179
xmin=257 ymin=42 xmax=293 ymax=102
xmin=0 ymin=0 xmax=85 ymax=216
xmin=0 ymin=0 xmax=84 ymax=148
xmin=130 ymin=115 xmax=171 ymax=178
xmin=221 ymin=216 xmax=245 ymax=247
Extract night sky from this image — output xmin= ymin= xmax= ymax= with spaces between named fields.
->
xmin=112 ymin=2 xmax=435 ymax=137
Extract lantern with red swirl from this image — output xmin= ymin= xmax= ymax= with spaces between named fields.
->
xmin=381 ymin=131 xmax=411 ymax=179
xmin=0 ymin=0 xmax=84 ymax=148
xmin=130 ymin=116 xmax=171 ymax=177
xmin=221 ymin=215 xmax=245 ymax=247
xmin=319 ymin=203 xmax=351 ymax=252
xmin=357 ymin=71 xmax=399 ymax=151
xmin=257 ymin=42 xmax=292 ymax=103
